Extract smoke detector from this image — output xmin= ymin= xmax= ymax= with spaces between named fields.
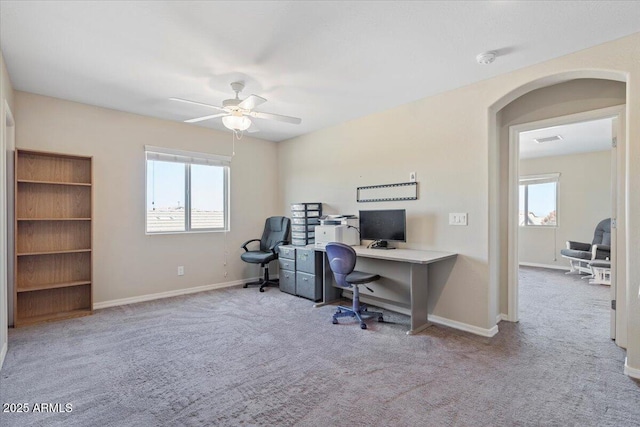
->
xmin=476 ymin=51 xmax=497 ymax=65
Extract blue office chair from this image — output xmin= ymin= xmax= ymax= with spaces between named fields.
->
xmin=325 ymin=242 xmax=384 ymax=329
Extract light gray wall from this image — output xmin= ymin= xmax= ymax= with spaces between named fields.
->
xmin=518 ymin=150 xmax=611 ymax=268
xmin=278 ymin=90 xmax=492 ymax=330
xmin=14 ymin=91 xmax=280 ymax=305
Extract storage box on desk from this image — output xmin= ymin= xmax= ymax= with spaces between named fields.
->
xmin=290 ymin=203 xmax=322 ymax=246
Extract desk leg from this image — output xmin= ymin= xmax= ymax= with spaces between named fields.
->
xmin=407 ymin=264 xmax=430 ymax=335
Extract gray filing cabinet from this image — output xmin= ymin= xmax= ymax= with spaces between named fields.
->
xmin=278 ymin=245 xmax=323 ymax=301
xmin=278 ymin=245 xmax=296 ymax=296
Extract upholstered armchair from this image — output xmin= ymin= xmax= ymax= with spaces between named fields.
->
xmin=560 ymin=218 xmax=611 ymax=276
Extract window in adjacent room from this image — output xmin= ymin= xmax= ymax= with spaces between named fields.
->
xmin=145 ymin=146 xmax=230 ymax=233
xmin=519 ymin=173 xmax=559 ymax=227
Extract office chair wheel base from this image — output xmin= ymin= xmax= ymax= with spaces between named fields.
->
xmin=360 ymin=323 xmax=367 ymax=330
xmin=243 ymin=284 xmax=248 ymax=288
xmin=332 ymin=318 xmax=338 ymax=324
xmin=378 ymin=316 xmax=384 ymax=322
xmin=259 ymin=288 xmax=265 ymax=292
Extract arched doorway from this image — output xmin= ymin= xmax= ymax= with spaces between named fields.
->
xmin=488 ymin=71 xmax=628 ymax=348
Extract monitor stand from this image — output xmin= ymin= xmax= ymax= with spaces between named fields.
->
xmin=370 ymin=240 xmax=396 ymax=250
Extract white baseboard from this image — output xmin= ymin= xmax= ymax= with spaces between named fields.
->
xmin=496 ymin=313 xmax=509 ymax=323
xmin=0 ymin=341 xmax=7 ymax=371
xmin=519 ymin=262 xmax=570 ymax=271
xmin=428 ymin=315 xmax=499 ymax=337
xmin=93 ymin=277 xmax=259 ymax=310
xmin=624 ymin=357 xmax=640 ymax=379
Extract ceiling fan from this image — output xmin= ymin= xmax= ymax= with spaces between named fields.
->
xmin=170 ymin=82 xmax=302 ymax=133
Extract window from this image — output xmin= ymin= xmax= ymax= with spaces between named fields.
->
xmin=519 ymin=173 xmax=559 ymax=227
xmin=145 ymin=146 xmax=230 ymax=233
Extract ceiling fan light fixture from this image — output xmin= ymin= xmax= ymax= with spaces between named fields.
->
xmin=171 ymin=81 xmax=301 ymax=133
xmin=222 ymin=114 xmax=251 ymax=131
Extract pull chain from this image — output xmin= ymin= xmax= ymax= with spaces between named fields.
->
xmin=232 ymin=129 xmax=244 ymax=156
xmin=232 ymin=130 xmax=236 ymax=157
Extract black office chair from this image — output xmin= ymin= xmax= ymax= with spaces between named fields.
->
xmin=241 ymin=216 xmax=291 ymax=292
xmin=325 ymin=242 xmax=384 ymax=329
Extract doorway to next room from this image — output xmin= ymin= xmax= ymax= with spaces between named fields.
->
xmin=515 ymin=113 xmax=616 ymax=344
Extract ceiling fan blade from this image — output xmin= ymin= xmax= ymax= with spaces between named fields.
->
xmin=185 ymin=113 xmax=228 ymax=123
xmin=238 ymin=94 xmax=267 ymax=110
xmin=169 ymin=97 xmax=226 ymax=112
xmin=247 ymin=122 xmax=260 ymax=133
xmin=249 ymin=111 xmax=302 ymax=125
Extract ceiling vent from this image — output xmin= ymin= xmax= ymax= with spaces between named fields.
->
xmin=533 ymin=135 xmax=563 ymax=144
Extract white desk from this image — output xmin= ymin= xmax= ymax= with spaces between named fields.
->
xmin=313 ymin=245 xmax=457 ymax=335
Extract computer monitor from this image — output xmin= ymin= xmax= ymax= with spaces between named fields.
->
xmin=359 ymin=209 xmax=406 ymax=249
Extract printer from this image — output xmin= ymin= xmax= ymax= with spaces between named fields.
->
xmin=314 ymin=216 xmax=360 ymax=248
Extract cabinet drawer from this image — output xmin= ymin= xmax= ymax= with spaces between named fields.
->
xmin=278 ymin=258 xmax=295 ymax=271
xmin=279 ymin=269 xmax=296 ymax=295
xmin=292 ymin=231 xmax=314 ymax=240
xmin=296 ymin=247 xmax=320 ymax=274
xmin=296 ymin=272 xmax=321 ymax=301
xmin=278 ymin=245 xmax=295 ymax=260
xmin=291 ymin=210 xmax=320 ymax=218
xmin=292 ymin=238 xmax=313 ymax=246
xmin=291 ymin=224 xmax=316 ymax=232
xmin=291 ymin=203 xmax=321 ymax=211
xmin=292 ymin=218 xmax=320 ymax=225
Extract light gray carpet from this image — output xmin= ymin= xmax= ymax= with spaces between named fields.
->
xmin=1 ymin=267 xmax=639 ymax=426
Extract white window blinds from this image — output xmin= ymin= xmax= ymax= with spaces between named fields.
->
xmin=145 ymin=146 xmax=231 ymax=167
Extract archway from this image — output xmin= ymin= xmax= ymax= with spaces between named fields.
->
xmin=488 ymin=71 xmax=628 ymax=348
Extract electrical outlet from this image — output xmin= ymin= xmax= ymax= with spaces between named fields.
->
xmin=410 ymin=171 xmax=416 ymax=182
xmin=449 ymin=213 xmax=468 ymax=226
xmin=177 ymin=266 xmax=184 ymax=276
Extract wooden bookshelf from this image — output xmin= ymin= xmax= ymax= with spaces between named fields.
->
xmin=14 ymin=150 xmax=93 ymax=327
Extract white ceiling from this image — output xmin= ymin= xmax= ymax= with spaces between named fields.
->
xmin=1 ymin=1 xmax=640 ymax=142
xmin=519 ymin=118 xmax=613 ymax=160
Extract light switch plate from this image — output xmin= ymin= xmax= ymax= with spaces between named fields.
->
xmin=449 ymin=213 xmax=468 ymax=226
